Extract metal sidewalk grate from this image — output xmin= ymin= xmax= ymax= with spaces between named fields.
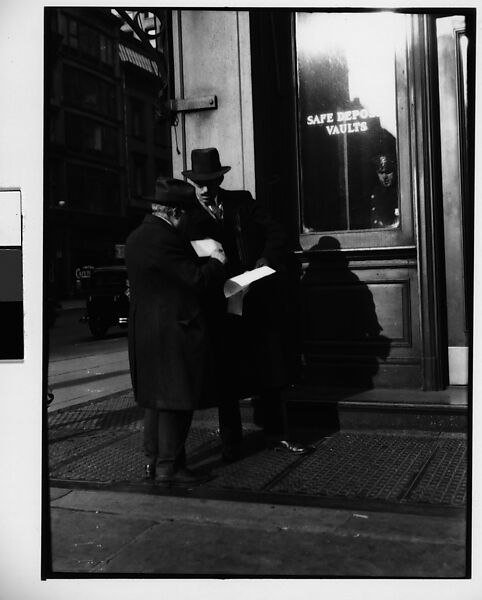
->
xmin=48 ymin=426 xmax=222 ymax=483
xmin=405 ymin=436 xmax=467 ymax=505
xmin=49 ymin=393 xmax=143 ymax=431
xmin=48 ymin=400 xmax=467 ymax=508
xmin=268 ymin=432 xmax=444 ymax=502
xmin=207 ymin=446 xmax=307 ymax=492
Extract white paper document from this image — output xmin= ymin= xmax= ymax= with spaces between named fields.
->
xmin=191 ymin=238 xmax=223 ymax=257
xmin=223 ymin=265 xmax=275 ymax=298
xmin=226 ymin=288 xmax=249 ymax=317
xmin=224 ymin=265 xmax=275 ymax=316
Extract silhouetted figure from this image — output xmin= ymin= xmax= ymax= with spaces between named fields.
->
xmin=302 ymin=236 xmax=391 ymax=390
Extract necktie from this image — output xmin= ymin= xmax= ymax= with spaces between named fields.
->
xmin=207 ymin=201 xmax=223 ymax=221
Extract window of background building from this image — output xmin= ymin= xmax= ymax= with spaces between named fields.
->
xmin=154 ymin=159 xmax=170 ymax=179
xmin=65 ymin=114 xmax=118 ymax=160
xmin=48 ymin=161 xmax=63 ymax=208
xmin=130 ymin=99 xmax=146 ymax=138
xmin=66 ymin=164 xmax=120 ymax=213
xmin=153 ymin=107 xmax=170 ymax=147
xmin=67 ymin=17 xmax=79 ymax=49
xmin=49 ymin=112 xmax=59 ymax=144
xmin=63 ymin=66 xmax=117 ymax=117
xmin=99 ymin=32 xmax=114 ymax=66
xmin=63 ymin=15 xmax=115 ymax=68
xmin=131 ymin=154 xmax=147 ymax=197
xmin=296 ymin=12 xmax=402 ymax=233
xmin=153 ymin=106 xmax=163 ymax=145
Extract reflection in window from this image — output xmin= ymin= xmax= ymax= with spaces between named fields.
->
xmin=296 ymin=12 xmax=402 ymax=232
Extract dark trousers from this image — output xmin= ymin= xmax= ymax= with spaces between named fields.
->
xmin=143 ymin=408 xmax=193 ymax=467
xmin=216 ymin=315 xmax=288 ymax=448
xmin=218 ymin=397 xmax=243 ymax=450
xmin=218 ymin=388 xmax=287 ymax=450
xmin=252 ymin=388 xmax=286 ymax=439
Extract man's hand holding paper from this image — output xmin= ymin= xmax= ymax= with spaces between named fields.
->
xmin=191 ymin=238 xmax=224 ymax=257
xmin=223 ymin=265 xmax=275 ymax=298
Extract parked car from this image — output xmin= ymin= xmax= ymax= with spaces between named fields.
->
xmin=85 ymin=265 xmax=129 ymax=338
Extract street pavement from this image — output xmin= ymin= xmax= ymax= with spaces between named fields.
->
xmin=48 ymin=349 xmax=130 ymax=411
xmin=44 ymin=301 xmax=472 ymax=584
xmin=48 ymin=302 xmax=130 ymax=411
xmin=49 ymin=486 xmax=466 ymax=577
xmin=46 ymin=395 xmax=469 ymax=579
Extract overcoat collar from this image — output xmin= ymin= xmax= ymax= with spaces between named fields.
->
xmin=143 ymin=213 xmax=173 ymax=229
xmin=142 ymin=213 xmax=186 ymax=239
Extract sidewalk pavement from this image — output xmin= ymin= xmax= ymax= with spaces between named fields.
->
xmin=49 ymin=485 xmax=466 ymax=577
xmin=48 ymin=349 xmax=130 ymax=412
xmin=46 ymin=392 xmax=469 ymax=578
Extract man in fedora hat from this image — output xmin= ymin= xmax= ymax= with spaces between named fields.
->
xmin=125 ymin=177 xmax=227 ymax=485
xmin=180 ymin=148 xmax=310 ymax=461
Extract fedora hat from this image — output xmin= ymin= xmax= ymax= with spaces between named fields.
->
xmin=181 ymin=147 xmax=231 ymax=181
xmin=145 ymin=177 xmax=197 ymax=208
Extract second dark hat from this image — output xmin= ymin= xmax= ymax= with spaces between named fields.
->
xmin=146 ymin=177 xmax=197 ymax=208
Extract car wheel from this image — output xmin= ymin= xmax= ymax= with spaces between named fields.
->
xmin=89 ymin=318 xmax=109 ymax=339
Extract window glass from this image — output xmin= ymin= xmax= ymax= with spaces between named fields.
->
xmin=67 ymin=18 xmax=79 ymax=49
xmin=79 ymin=23 xmax=100 ymax=61
xmin=64 ymin=66 xmax=117 ymax=116
xmin=131 ymin=154 xmax=147 ymax=197
xmin=66 ymin=164 xmax=120 ymax=213
xmin=296 ymin=12 xmax=401 ymax=232
xmin=130 ymin=99 xmax=145 ymax=138
xmin=65 ymin=114 xmax=118 ymax=159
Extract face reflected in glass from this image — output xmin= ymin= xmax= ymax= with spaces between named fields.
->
xmin=377 ymin=170 xmax=395 ymax=188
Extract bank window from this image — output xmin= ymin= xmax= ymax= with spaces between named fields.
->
xmin=296 ymin=12 xmax=403 ymax=234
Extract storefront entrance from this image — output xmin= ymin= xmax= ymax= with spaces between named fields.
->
xmin=250 ymin=10 xmax=474 ymax=392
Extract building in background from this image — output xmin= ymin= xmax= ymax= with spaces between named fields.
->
xmin=45 ymin=7 xmax=172 ymax=298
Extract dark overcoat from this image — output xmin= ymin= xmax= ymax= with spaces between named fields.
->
xmin=125 ymin=214 xmax=225 ymax=410
xmin=369 ymin=184 xmax=399 ymax=228
xmin=179 ymin=189 xmax=301 ymax=397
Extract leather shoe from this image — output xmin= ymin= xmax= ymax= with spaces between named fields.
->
xmin=144 ymin=464 xmax=156 ymax=480
xmin=270 ymin=440 xmax=314 ymax=455
xmin=155 ymin=465 xmax=212 ymax=486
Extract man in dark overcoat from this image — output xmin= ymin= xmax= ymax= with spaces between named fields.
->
xmin=125 ymin=177 xmax=226 ymax=485
xmin=180 ymin=147 xmax=310 ymax=461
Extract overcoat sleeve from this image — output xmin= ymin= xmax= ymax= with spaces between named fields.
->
xmin=146 ymin=227 xmax=225 ymax=294
xmin=239 ymin=191 xmax=288 ymax=269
